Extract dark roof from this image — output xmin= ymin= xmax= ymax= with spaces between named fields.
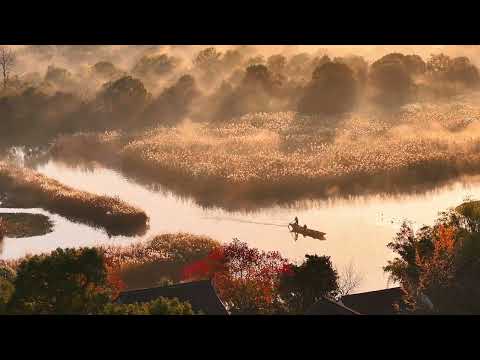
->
xmin=341 ymin=287 xmax=405 ymax=315
xmin=116 ymin=280 xmax=228 ymax=315
xmin=305 ymin=297 xmax=360 ymax=315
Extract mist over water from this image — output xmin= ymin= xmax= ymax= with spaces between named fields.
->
xmin=3 ymin=45 xmax=480 ymax=296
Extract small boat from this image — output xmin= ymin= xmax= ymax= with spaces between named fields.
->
xmin=288 ymin=223 xmax=326 ymax=240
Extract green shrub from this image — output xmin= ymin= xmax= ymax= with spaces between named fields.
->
xmin=101 ymin=297 xmax=197 ymax=315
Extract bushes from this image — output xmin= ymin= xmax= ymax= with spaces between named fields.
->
xmin=101 ymin=297 xmax=196 ymax=315
xmin=298 ymin=62 xmax=358 ymax=115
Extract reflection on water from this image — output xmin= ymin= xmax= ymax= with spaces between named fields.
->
xmin=2 ymin=159 xmax=480 ymax=293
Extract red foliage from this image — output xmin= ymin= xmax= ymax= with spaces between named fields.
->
xmin=104 ymin=255 xmax=126 ymax=299
xmin=182 ymin=239 xmax=290 ymax=314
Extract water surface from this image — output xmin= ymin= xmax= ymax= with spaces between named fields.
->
xmin=2 ymin=160 xmax=480 ymax=293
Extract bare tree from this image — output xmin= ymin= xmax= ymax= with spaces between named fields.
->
xmin=0 ymin=46 xmax=16 ymax=89
xmin=338 ymin=260 xmax=363 ymax=296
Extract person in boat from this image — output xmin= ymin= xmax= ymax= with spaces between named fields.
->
xmin=291 ymin=216 xmax=299 ymax=226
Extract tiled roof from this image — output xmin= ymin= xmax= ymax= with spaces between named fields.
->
xmin=341 ymin=287 xmax=405 ymax=315
xmin=116 ymin=280 xmax=228 ymax=315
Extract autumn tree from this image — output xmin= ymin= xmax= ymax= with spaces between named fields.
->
xmin=183 ymin=239 xmax=290 ymax=314
xmin=384 ymin=202 xmax=480 ymax=314
xmin=0 ymin=46 xmax=16 ymax=89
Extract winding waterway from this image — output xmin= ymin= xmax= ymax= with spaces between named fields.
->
xmin=2 ymin=159 xmax=480 ymax=293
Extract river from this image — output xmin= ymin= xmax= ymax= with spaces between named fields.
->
xmin=2 ymin=159 xmax=480 ymax=293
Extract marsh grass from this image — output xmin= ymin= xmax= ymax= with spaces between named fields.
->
xmin=48 ymin=100 xmax=480 ymax=210
xmin=0 ymin=162 xmax=149 ymax=236
xmin=103 ymin=233 xmax=220 ymax=289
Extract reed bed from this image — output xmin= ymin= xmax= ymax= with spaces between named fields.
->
xmin=49 ymin=100 xmax=480 ymax=209
xmin=0 ymin=162 xmax=148 ymax=236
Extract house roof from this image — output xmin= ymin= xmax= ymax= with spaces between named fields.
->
xmin=305 ymin=297 xmax=361 ymax=315
xmin=341 ymin=287 xmax=405 ymax=315
xmin=116 ymin=280 xmax=228 ymax=315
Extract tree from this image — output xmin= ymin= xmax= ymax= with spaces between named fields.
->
xmin=93 ymin=61 xmax=122 ymax=79
xmin=243 ymin=64 xmax=275 ymax=91
xmin=267 ymin=54 xmax=287 ymax=74
xmin=97 ymin=76 xmax=149 ymax=123
xmin=8 ymin=247 xmax=119 ymax=314
xmin=221 ymin=49 xmax=244 ymax=70
xmin=132 ymin=54 xmax=180 ymax=78
xmin=334 ymin=55 xmax=368 ymax=86
xmin=384 ymin=204 xmax=480 ymax=314
xmin=338 ymin=261 xmax=363 ymax=296
xmin=193 ymin=47 xmax=222 ymax=71
xmin=279 ymin=255 xmax=339 ymax=313
xmin=45 ymin=65 xmax=72 ymax=84
xmin=426 ymin=54 xmax=480 ymax=89
xmin=144 ymin=74 xmax=200 ymax=126
xmin=298 ymin=62 xmax=358 ymax=115
xmin=369 ymin=55 xmax=414 ymax=108
xmin=0 ymin=46 xmax=15 ymax=89
xmin=183 ymin=239 xmax=290 ymax=314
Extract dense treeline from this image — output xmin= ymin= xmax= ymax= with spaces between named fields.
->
xmin=0 ymin=247 xmax=196 ymax=315
xmin=0 ymin=235 xmax=355 ymax=315
xmin=1 ymin=46 xmax=480 ymax=148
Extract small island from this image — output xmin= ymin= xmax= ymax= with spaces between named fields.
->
xmin=0 ymin=213 xmax=54 ymax=238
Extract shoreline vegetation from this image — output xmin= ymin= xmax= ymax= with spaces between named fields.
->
xmin=0 ymin=213 xmax=53 ymax=238
xmin=44 ymin=103 xmax=480 ymax=210
xmin=0 ymin=162 xmax=149 ymax=236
